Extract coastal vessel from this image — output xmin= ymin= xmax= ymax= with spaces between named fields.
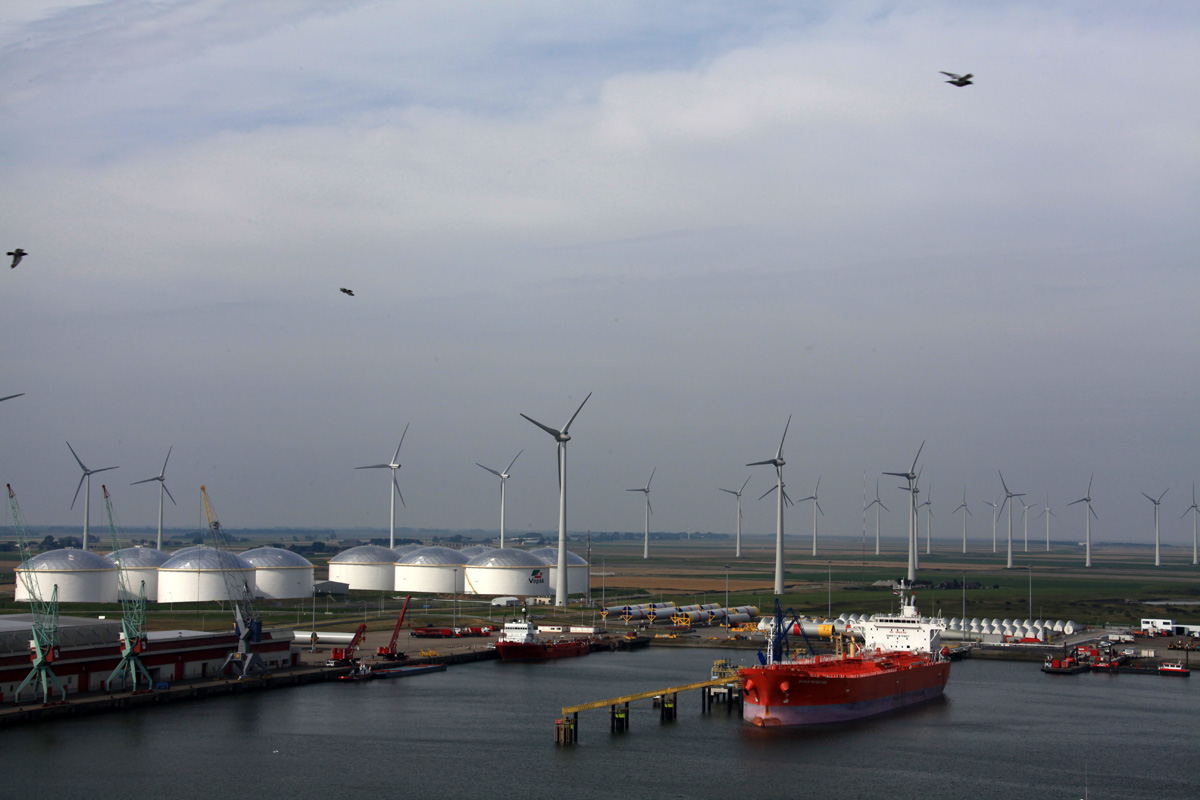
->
xmin=494 ymin=614 xmax=590 ymax=661
xmin=1158 ymin=662 xmax=1190 ymax=676
xmin=739 ymin=585 xmax=950 ymax=726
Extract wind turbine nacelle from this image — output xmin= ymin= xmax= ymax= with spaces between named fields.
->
xmin=557 ymin=433 xmax=571 ymax=443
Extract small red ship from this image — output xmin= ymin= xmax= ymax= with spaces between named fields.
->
xmin=739 ymin=585 xmax=950 ymax=726
xmin=494 ymin=614 xmax=591 ymax=661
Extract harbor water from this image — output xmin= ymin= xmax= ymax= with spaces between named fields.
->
xmin=3 ymin=647 xmax=1197 ymax=799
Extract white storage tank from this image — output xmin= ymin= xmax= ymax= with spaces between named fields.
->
xmin=529 ymin=547 xmax=588 ymax=596
xmin=394 ymin=546 xmax=470 ymax=593
xmin=328 ymin=545 xmax=398 ymax=591
xmin=104 ymin=546 xmax=169 ymax=601
xmin=15 ymin=549 xmax=118 ymax=603
xmin=391 ymin=544 xmax=423 ymax=559
xmin=463 ymin=548 xmax=551 ymax=597
xmin=157 ymin=546 xmax=257 ymax=603
xmin=241 ymin=547 xmax=314 ymax=599
xmin=458 ymin=545 xmax=495 ymax=558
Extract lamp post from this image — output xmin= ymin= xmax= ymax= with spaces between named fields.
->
xmin=724 ymin=564 xmax=730 ymax=610
xmin=827 ymin=561 xmax=832 ymax=619
xmin=310 ymin=586 xmax=317 ymax=653
xmin=452 ymin=568 xmax=458 ymax=630
xmin=1026 ymin=565 xmax=1032 ymax=619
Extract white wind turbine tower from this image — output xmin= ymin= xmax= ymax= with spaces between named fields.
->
xmin=1182 ymin=484 xmax=1199 ymax=566
xmin=1142 ymin=488 xmax=1168 ymax=567
xmin=66 ymin=441 xmax=118 ymax=552
xmin=476 ymin=449 xmax=522 ymax=549
xmin=749 ymin=416 xmax=793 ymax=595
xmin=1068 ymin=474 xmax=1098 ymax=568
xmin=864 ymin=479 xmax=888 ymax=556
xmin=997 ymin=472 xmax=1024 ymax=569
xmin=355 ymin=423 xmax=408 ymax=549
xmin=719 ymin=476 xmax=751 ymax=558
xmin=920 ymin=485 xmax=933 ymax=555
xmin=1039 ymin=496 xmax=1054 ymax=552
xmin=1020 ymin=498 xmax=1032 ymax=553
xmin=627 ymin=468 xmax=655 ymax=559
xmin=981 ymin=497 xmax=999 ymax=553
xmin=884 ymin=442 xmax=924 ymax=583
xmin=130 ymin=447 xmax=176 ymax=550
xmin=521 ymin=392 xmax=591 ymax=607
xmin=799 ymin=476 xmax=822 ymax=557
xmin=954 ymin=488 xmax=971 ymax=554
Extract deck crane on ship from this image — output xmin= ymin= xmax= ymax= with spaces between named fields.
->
xmin=101 ymin=485 xmax=153 ymax=692
xmin=201 ymin=485 xmax=267 ymax=679
xmin=7 ymin=484 xmax=67 ymax=705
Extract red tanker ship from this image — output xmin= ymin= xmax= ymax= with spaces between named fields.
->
xmin=494 ymin=614 xmax=591 ymax=661
xmin=739 ymin=585 xmax=950 ymax=726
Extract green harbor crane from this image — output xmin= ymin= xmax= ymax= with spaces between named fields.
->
xmin=202 ymin=485 xmax=267 ymax=679
xmin=102 ymin=485 xmax=153 ymax=692
xmin=7 ymin=483 xmax=67 ymax=705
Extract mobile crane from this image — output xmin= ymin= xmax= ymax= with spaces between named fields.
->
xmin=326 ymin=623 xmax=367 ymax=667
xmin=376 ymin=595 xmax=412 ymax=661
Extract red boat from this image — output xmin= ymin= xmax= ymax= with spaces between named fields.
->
xmin=739 ymin=585 xmax=950 ymax=726
xmin=1159 ymin=662 xmax=1190 ymax=676
xmin=494 ymin=615 xmax=591 ymax=661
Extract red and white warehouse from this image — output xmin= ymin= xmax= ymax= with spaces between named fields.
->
xmin=0 ymin=615 xmax=298 ymax=703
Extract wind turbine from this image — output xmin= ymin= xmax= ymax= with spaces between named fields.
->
xmin=884 ymin=441 xmax=923 ymax=582
xmin=997 ymin=472 xmax=1024 ymax=569
xmin=1182 ymin=484 xmax=1199 ymax=566
xmin=0 ymin=393 xmax=24 ymax=403
xmin=1142 ymin=488 xmax=1168 ymax=567
xmin=1020 ymin=498 xmax=1032 ymax=553
xmin=719 ymin=476 xmax=751 ymax=558
xmin=864 ymin=479 xmax=888 ymax=556
xmin=627 ymin=468 xmax=655 ymax=559
xmin=355 ymin=423 xmax=408 ymax=549
xmin=66 ymin=442 xmax=118 ymax=552
xmin=920 ymin=484 xmax=933 ymax=555
xmin=981 ymin=497 xmax=999 ymax=553
xmin=749 ymin=416 xmax=792 ymax=595
xmin=130 ymin=447 xmax=176 ymax=550
xmin=1039 ymin=496 xmax=1054 ymax=552
xmin=1067 ymin=474 xmax=1098 ymax=568
xmin=521 ymin=392 xmax=591 ymax=607
xmin=954 ymin=488 xmax=971 ymax=554
xmin=476 ymin=449 xmax=522 ymax=549
xmin=799 ymin=476 xmax=822 ymax=557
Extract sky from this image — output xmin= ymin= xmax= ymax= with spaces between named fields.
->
xmin=1 ymin=1 xmax=1197 ymax=554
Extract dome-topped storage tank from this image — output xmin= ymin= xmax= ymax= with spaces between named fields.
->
xmin=15 ymin=549 xmax=118 ymax=603
xmin=458 ymin=545 xmax=495 ymax=558
xmin=157 ymin=546 xmax=257 ymax=603
xmin=464 ymin=548 xmax=551 ymax=597
xmin=328 ymin=545 xmax=397 ymax=591
xmin=391 ymin=544 xmax=423 ymax=559
xmin=394 ymin=547 xmax=470 ymax=593
xmin=529 ymin=547 xmax=588 ymax=597
xmin=104 ymin=546 xmax=170 ymax=601
xmin=241 ymin=547 xmax=314 ymax=599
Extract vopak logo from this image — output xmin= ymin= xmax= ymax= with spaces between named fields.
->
xmin=528 ymin=569 xmax=545 ymax=584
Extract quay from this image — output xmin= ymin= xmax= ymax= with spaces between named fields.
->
xmin=555 ymin=659 xmax=742 ymax=744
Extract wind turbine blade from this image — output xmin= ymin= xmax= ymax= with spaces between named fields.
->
xmin=882 ymin=471 xmax=908 ymax=478
xmin=0 ymin=393 xmax=25 ymax=402
xmin=646 ymin=467 xmax=655 ymax=489
xmin=719 ymin=488 xmax=737 ymax=495
xmin=815 ymin=500 xmax=823 ymax=515
xmin=910 ymin=440 xmax=925 ymax=472
xmin=66 ymin=441 xmax=87 ymax=471
xmin=814 ymin=475 xmax=821 ymax=494
xmin=647 ymin=498 xmax=653 ymax=515
xmin=70 ymin=474 xmax=86 ymax=509
xmin=880 ymin=500 xmax=890 ymax=512
xmin=1068 ymin=498 xmax=1085 ymax=506
xmin=94 ymin=465 xmax=118 ymax=475
xmin=759 ymin=486 xmax=778 ymax=501
xmin=1159 ymin=489 xmax=1169 ymax=502
xmin=1087 ymin=473 xmax=1094 ymax=494
xmin=162 ymin=483 xmax=177 ymax=506
xmin=130 ymin=477 xmax=158 ymax=486
xmin=747 ymin=459 xmax=776 ymax=467
xmin=626 ymin=488 xmax=642 ymax=493
xmin=776 ymin=415 xmax=792 ymax=459
xmin=392 ymin=423 xmax=409 ymax=464
xmin=477 ymin=463 xmax=502 ymax=478
xmin=782 ymin=490 xmax=794 ymax=508
xmin=161 ymin=446 xmax=172 ymax=475
xmin=505 ymin=449 xmax=523 ymax=474
xmin=520 ymin=413 xmax=561 ymax=438
xmin=998 ymin=471 xmax=1010 ymax=495
xmin=356 ymin=463 xmax=391 ymax=470
xmin=1090 ymin=506 xmax=1098 ymax=520
xmin=561 ymin=392 xmax=592 ymax=434
xmin=740 ymin=476 xmax=751 ymax=493
xmin=1142 ymin=492 xmax=1155 ymax=503
xmin=394 ymin=476 xmax=406 ymax=508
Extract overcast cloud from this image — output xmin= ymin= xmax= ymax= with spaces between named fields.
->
xmin=1 ymin=2 xmax=1197 ymax=555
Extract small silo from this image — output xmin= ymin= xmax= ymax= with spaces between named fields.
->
xmin=157 ymin=546 xmax=257 ymax=603
xmin=529 ymin=547 xmax=588 ymax=597
xmin=327 ymin=545 xmax=397 ymax=591
xmin=394 ymin=547 xmax=470 ymax=594
xmin=463 ymin=548 xmax=551 ymax=597
xmin=104 ymin=546 xmax=170 ymax=601
xmin=241 ymin=547 xmax=314 ymax=599
xmin=15 ymin=549 xmax=118 ymax=603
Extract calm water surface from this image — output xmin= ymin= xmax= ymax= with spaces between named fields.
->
xmin=4 ymin=649 xmax=1197 ymax=799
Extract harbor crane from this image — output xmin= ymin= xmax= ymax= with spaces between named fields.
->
xmin=101 ymin=485 xmax=153 ymax=692
xmin=201 ymin=485 xmax=267 ymax=679
xmin=7 ymin=484 xmax=67 ymax=705
xmin=376 ymin=595 xmax=413 ymax=661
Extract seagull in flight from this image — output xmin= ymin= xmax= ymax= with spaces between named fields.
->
xmin=339 ymin=287 xmax=355 ymax=296
xmin=940 ymin=71 xmax=973 ymax=87
xmin=7 ymin=249 xmax=26 ymax=268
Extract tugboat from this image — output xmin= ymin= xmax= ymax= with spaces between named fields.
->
xmin=1158 ymin=661 xmax=1190 ymax=676
xmin=738 ymin=583 xmax=950 ymax=726
xmin=494 ymin=608 xmax=591 ymax=661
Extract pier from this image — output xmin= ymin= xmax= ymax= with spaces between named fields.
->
xmin=555 ymin=660 xmax=742 ymax=744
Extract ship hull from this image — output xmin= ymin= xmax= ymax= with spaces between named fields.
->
xmin=495 ymin=639 xmax=590 ymax=661
xmin=740 ymin=656 xmax=949 ymax=727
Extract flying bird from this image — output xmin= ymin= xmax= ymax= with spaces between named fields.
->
xmin=940 ymin=71 xmax=973 ymax=87
xmin=339 ymin=287 xmax=355 ymax=296
xmin=7 ymin=249 xmax=26 ymax=268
